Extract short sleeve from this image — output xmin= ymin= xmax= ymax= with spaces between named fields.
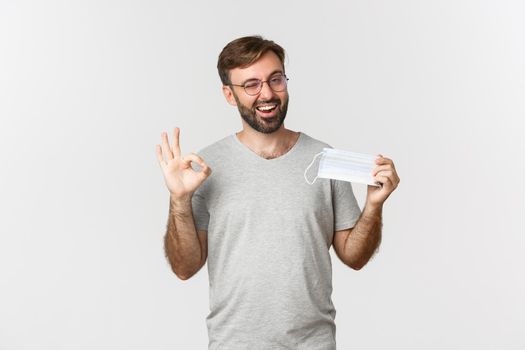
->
xmin=190 ymin=159 xmax=210 ymax=232
xmin=331 ymin=179 xmax=362 ymax=231
xmin=191 ymin=187 xmax=209 ymax=232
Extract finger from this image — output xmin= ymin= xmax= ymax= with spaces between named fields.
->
xmin=183 ymin=153 xmax=206 ymax=165
xmin=183 ymin=153 xmax=212 ymax=177
xmin=383 ymin=157 xmax=396 ymax=170
xmin=376 ymin=170 xmax=400 ymax=185
xmin=182 ymin=153 xmax=207 ymax=168
xmin=375 ymin=170 xmax=394 ymax=179
xmin=372 ymin=164 xmax=392 ymax=176
xmin=155 ymin=144 xmax=166 ymax=167
xmin=161 ymin=132 xmax=174 ymax=161
xmin=377 ymin=167 xmax=400 ymax=183
xmin=172 ymin=127 xmax=182 ymax=158
xmin=374 ymin=174 xmax=393 ymax=189
xmin=375 ymin=156 xmax=392 ymax=165
xmin=377 ymin=171 xmax=399 ymax=190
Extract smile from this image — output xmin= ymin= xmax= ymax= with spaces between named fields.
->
xmin=256 ymin=104 xmax=278 ymax=112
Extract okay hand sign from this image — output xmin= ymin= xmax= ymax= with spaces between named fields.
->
xmin=155 ymin=127 xmax=212 ymax=200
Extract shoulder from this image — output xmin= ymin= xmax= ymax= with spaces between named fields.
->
xmin=193 ymin=135 xmax=233 ymax=165
xmin=299 ymin=131 xmax=334 ymax=153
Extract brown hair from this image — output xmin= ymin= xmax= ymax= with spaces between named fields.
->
xmin=217 ymin=35 xmax=286 ymax=85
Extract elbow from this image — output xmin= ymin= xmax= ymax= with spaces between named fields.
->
xmin=350 ymin=263 xmax=365 ymax=271
xmin=167 ymin=264 xmax=195 ymax=281
xmin=345 ymin=258 xmax=367 ymax=271
xmin=344 ymin=250 xmax=379 ymax=270
xmin=174 ymin=270 xmax=194 ymax=281
xmin=176 ymin=273 xmax=192 ymax=281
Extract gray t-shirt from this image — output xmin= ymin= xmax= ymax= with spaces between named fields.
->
xmin=191 ymin=131 xmax=362 ymax=350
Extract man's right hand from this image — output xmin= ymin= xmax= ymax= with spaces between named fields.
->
xmin=156 ymin=127 xmax=212 ymax=201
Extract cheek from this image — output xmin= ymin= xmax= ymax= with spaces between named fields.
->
xmin=238 ymin=98 xmax=255 ymax=110
xmin=243 ymin=97 xmax=257 ymax=108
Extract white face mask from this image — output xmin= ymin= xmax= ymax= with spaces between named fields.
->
xmin=304 ymin=148 xmax=381 ymax=187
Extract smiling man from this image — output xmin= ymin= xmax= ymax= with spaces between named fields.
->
xmin=156 ymin=35 xmax=400 ymax=350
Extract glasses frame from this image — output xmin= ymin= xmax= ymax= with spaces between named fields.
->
xmin=229 ymin=74 xmax=289 ymax=96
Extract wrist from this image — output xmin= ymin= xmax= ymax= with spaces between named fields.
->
xmin=363 ymin=201 xmax=383 ymax=216
xmin=170 ymin=193 xmax=192 ymax=208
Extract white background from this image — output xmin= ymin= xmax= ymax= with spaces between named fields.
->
xmin=1 ymin=0 xmax=524 ymax=349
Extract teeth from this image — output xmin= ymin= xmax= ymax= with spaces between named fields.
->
xmin=257 ymin=104 xmax=277 ymax=111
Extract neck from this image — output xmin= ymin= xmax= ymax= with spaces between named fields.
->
xmin=236 ymin=125 xmax=300 ymax=160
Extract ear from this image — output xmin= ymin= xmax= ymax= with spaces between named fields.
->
xmin=222 ymin=85 xmax=237 ymax=106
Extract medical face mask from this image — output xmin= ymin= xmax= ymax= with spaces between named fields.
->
xmin=304 ymin=148 xmax=381 ymax=187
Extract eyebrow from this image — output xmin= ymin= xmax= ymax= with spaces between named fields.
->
xmin=241 ymin=69 xmax=284 ymax=85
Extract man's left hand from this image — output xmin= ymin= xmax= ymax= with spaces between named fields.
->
xmin=366 ymin=154 xmax=400 ymax=208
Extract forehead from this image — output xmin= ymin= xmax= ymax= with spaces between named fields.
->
xmin=229 ymin=51 xmax=284 ymax=82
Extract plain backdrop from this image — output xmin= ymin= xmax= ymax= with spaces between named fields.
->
xmin=1 ymin=0 xmax=524 ymax=349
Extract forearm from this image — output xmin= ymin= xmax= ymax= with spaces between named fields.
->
xmin=343 ymin=204 xmax=383 ymax=270
xmin=164 ymin=195 xmax=202 ymax=280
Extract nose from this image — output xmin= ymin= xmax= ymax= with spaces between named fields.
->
xmin=258 ymin=81 xmax=276 ymax=100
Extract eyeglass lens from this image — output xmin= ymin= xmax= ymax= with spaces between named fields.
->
xmin=244 ymin=75 xmax=287 ymax=95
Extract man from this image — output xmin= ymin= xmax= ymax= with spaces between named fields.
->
xmin=156 ymin=35 xmax=400 ymax=349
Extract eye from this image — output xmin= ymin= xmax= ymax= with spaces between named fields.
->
xmin=270 ymin=75 xmax=283 ymax=83
xmin=243 ymin=80 xmax=260 ymax=89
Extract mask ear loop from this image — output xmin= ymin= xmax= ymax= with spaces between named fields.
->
xmin=304 ymin=151 xmax=324 ymax=185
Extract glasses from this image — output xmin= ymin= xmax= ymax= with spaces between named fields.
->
xmin=230 ymin=74 xmax=289 ymax=96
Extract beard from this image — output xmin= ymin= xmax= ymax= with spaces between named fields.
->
xmin=232 ymin=92 xmax=289 ymax=134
